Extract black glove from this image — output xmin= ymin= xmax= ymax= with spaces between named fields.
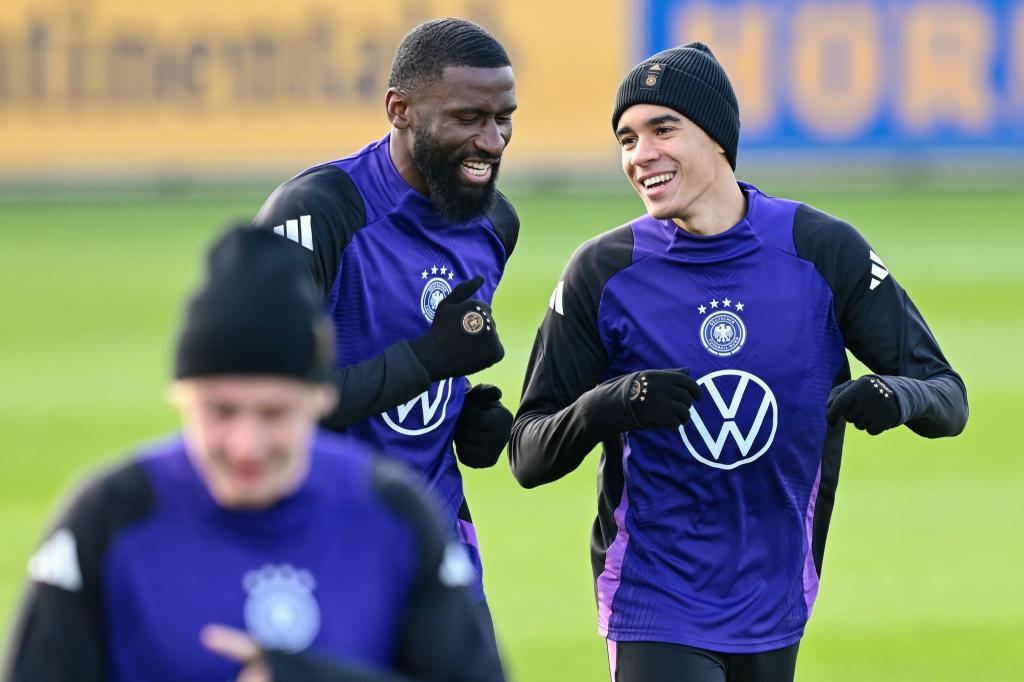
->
xmin=825 ymin=375 xmax=901 ymax=435
xmin=454 ymin=384 xmax=514 ymax=469
xmin=597 ymin=368 xmax=702 ymax=431
xmin=409 ymin=275 xmax=505 ymax=381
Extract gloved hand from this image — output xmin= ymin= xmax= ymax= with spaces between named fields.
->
xmin=596 ymin=368 xmax=702 ymax=431
xmin=409 ymin=275 xmax=504 ymax=381
xmin=825 ymin=375 xmax=901 ymax=435
xmin=454 ymin=384 xmax=514 ymax=469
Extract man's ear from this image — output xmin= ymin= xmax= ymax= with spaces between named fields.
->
xmin=386 ymin=88 xmax=412 ymax=129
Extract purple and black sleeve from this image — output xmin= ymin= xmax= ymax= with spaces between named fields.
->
xmin=792 ymin=204 xmax=968 ymax=437
xmin=509 ymin=225 xmax=638 ymax=488
xmin=4 ymin=463 xmax=153 ymax=682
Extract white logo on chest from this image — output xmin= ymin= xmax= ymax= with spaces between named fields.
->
xmin=419 ymin=263 xmax=456 ymax=322
xmin=697 ymin=297 xmax=747 ymax=356
xmin=679 ymin=370 xmax=778 ymax=470
xmin=382 ymin=379 xmax=454 ymax=435
xmin=243 ymin=564 xmax=320 ymax=653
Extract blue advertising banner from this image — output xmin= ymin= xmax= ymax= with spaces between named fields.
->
xmin=641 ymin=0 xmax=1024 ymax=152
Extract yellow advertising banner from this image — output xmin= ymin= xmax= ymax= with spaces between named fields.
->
xmin=0 ymin=0 xmax=629 ymax=178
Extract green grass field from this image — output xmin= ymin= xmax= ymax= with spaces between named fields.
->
xmin=1 ymin=183 xmax=1022 ymax=680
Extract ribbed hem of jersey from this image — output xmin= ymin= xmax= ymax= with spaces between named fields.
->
xmin=599 ymin=624 xmax=805 ymax=655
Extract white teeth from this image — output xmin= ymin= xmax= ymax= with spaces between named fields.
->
xmin=462 ymin=161 xmax=491 ymax=176
xmin=642 ymin=172 xmax=675 ymax=189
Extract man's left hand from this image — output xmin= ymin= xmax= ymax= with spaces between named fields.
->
xmin=826 ymin=375 xmax=901 ymax=435
xmin=455 ymin=384 xmax=513 ymax=468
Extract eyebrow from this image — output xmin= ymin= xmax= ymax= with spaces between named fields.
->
xmin=448 ymin=104 xmax=518 ymax=116
xmin=615 ymin=114 xmax=682 ymax=138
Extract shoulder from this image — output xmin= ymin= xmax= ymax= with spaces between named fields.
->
xmin=28 ymin=458 xmax=154 ymax=590
xmin=793 ymin=202 xmax=867 ymax=253
xmin=485 ymin=190 xmax=520 ymax=258
xmin=540 ymin=221 xmax=637 ymax=323
xmin=564 ymin=221 xmax=636 ymax=289
xmin=58 ymin=458 xmax=154 ymax=530
xmin=791 ymin=202 xmax=875 ymax=288
xmin=254 ymin=165 xmax=368 ymax=240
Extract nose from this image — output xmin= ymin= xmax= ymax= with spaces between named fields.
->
xmin=223 ymin=415 xmax=267 ymax=463
xmin=475 ymin=119 xmax=506 ymax=159
xmin=629 ymin=134 xmax=658 ymax=168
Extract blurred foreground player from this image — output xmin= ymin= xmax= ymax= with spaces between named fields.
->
xmin=509 ymin=42 xmax=968 ymax=682
xmin=253 ymin=17 xmax=519 ymax=606
xmin=4 ymin=228 xmax=505 ymax=682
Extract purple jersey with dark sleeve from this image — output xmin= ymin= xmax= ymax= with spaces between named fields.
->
xmin=251 ymin=134 xmax=519 ymax=600
xmin=5 ymin=430 xmax=505 ymax=682
xmin=510 ymin=182 xmax=967 ymax=652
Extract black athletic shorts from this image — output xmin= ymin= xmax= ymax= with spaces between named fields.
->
xmin=607 ymin=639 xmax=800 ymax=682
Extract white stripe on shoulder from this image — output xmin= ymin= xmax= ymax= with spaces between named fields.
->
xmin=269 ymin=216 xmax=314 ymax=252
xmin=27 ymin=528 xmax=82 ymax=591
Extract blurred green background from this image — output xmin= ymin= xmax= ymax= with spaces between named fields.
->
xmin=1 ymin=182 xmax=1021 ymax=680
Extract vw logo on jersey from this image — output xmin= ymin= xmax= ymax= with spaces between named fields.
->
xmin=678 ymin=370 xmax=778 ymax=470
xmin=382 ymin=378 xmax=454 ymax=436
xmin=242 ymin=564 xmax=321 ymax=653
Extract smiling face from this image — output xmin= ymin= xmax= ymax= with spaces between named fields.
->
xmin=171 ymin=376 xmax=336 ymax=510
xmin=389 ymin=65 xmax=516 ymax=223
xmin=615 ymin=103 xmax=730 ymax=223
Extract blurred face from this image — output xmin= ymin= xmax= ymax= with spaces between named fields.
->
xmin=408 ymin=65 xmax=517 ymax=222
xmin=171 ymin=376 xmax=336 ymax=510
xmin=616 ymin=103 xmax=727 ymax=221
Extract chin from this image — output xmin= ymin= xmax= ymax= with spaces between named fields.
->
xmin=216 ymin=485 xmax=278 ymax=510
xmin=644 ymin=202 xmax=675 ymax=221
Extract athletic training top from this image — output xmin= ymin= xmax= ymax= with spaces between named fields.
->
xmin=510 ymin=182 xmax=967 ymax=652
xmin=252 ymin=134 xmax=519 ymax=599
xmin=6 ymin=430 xmax=504 ymax=682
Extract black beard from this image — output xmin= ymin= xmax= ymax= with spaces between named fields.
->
xmin=411 ymin=129 xmax=499 ymax=224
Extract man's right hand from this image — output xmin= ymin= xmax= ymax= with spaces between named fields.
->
xmin=618 ymin=368 xmax=703 ymax=430
xmin=410 ymin=275 xmax=505 ymax=381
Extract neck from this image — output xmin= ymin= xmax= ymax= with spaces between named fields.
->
xmin=389 ymin=128 xmax=429 ymax=194
xmin=671 ymin=176 xmax=746 ymax=236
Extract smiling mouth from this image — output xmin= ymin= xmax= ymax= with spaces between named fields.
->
xmin=641 ymin=172 xmax=676 ymax=190
xmin=462 ymin=160 xmax=493 ymax=177
xmin=458 ymin=159 xmax=501 ymax=186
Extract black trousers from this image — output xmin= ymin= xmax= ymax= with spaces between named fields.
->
xmin=608 ymin=640 xmax=800 ymax=682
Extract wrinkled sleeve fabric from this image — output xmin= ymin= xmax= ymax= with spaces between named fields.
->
xmin=509 ymin=226 xmax=637 ymax=488
xmin=252 ymin=166 xmax=431 ymax=429
xmin=4 ymin=462 xmax=152 ymax=682
xmin=793 ymin=204 xmax=968 ymax=437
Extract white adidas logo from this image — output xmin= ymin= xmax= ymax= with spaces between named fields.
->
xmin=869 ymin=250 xmax=889 ymax=291
xmin=28 ymin=528 xmax=82 ymax=591
xmin=548 ymin=280 xmax=565 ymax=316
xmin=271 ymin=215 xmax=314 ymax=251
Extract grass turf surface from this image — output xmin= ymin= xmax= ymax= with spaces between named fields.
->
xmin=1 ymin=183 xmax=1021 ymax=679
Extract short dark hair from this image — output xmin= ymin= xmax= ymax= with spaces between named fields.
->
xmin=388 ymin=18 xmax=510 ymax=93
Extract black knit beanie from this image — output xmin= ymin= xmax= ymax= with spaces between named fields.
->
xmin=612 ymin=42 xmax=740 ymax=169
xmin=174 ymin=227 xmax=333 ymax=382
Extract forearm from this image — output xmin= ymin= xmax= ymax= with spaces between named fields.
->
xmin=510 ymin=377 xmax=632 ymax=488
xmin=323 ymin=341 xmax=431 ymax=429
xmin=884 ymin=372 xmax=968 ymax=438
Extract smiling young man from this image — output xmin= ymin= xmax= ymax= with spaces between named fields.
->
xmin=5 ymin=228 xmax=505 ymax=682
xmin=509 ymin=42 xmax=968 ymax=681
xmin=251 ymin=18 xmax=518 ymax=610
